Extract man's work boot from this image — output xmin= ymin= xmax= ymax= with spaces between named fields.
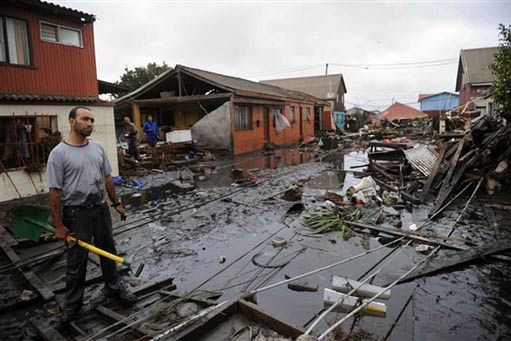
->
xmin=60 ymin=308 xmax=80 ymax=326
xmin=106 ymin=287 xmax=137 ymax=304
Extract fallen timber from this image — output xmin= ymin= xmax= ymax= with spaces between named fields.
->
xmin=391 ymin=239 xmax=511 ymax=284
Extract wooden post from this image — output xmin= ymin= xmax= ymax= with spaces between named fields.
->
xmin=178 ymin=71 xmax=182 ymax=97
xmin=132 ymin=102 xmax=142 ymax=139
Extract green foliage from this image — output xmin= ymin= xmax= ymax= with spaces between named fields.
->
xmin=489 ymin=24 xmax=511 ymax=119
xmin=115 ymin=62 xmax=172 ymax=97
xmin=303 ymin=210 xmax=353 ymax=239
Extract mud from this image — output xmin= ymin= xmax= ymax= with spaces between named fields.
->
xmin=1 ymin=147 xmax=510 ymax=340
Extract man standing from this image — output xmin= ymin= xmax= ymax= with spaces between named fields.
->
xmin=47 ymin=107 xmax=136 ymax=324
xmin=123 ymin=115 xmax=139 ymax=160
xmin=143 ymin=115 xmax=158 ymax=147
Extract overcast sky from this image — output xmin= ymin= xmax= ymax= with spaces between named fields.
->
xmin=58 ymin=0 xmax=510 ymax=110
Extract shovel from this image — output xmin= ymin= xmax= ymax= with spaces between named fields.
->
xmin=8 ymin=205 xmax=144 ymax=277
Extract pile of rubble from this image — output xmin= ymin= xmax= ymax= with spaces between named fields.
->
xmin=118 ymin=141 xmax=217 ymax=177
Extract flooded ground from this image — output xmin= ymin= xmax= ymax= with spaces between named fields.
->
xmin=1 ymin=146 xmax=510 ymax=340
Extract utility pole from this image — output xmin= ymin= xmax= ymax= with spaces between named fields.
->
xmin=325 ymin=63 xmax=329 ymax=76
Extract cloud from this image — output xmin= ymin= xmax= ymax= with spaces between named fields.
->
xmin=57 ymin=0 xmax=510 ymax=110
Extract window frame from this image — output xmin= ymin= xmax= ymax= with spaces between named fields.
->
xmin=40 ymin=21 xmax=83 ymax=48
xmin=235 ymin=105 xmax=253 ymax=131
xmin=0 ymin=15 xmax=34 ymax=67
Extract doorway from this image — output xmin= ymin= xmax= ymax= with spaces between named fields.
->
xmin=263 ymin=107 xmax=270 ymax=143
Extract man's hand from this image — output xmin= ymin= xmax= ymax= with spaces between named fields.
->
xmin=115 ymin=204 xmax=127 ymax=220
xmin=55 ymin=225 xmax=70 ymax=241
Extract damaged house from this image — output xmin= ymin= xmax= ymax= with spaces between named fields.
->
xmin=0 ymin=0 xmax=119 ymax=203
xmin=260 ymin=74 xmax=347 ymax=132
xmin=455 ymin=46 xmax=499 ymax=116
xmin=115 ymin=65 xmax=323 ymax=155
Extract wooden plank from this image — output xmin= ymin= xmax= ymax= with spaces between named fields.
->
xmin=421 ymin=143 xmax=447 ymax=202
xmin=131 ymin=275 xmax=175 ymax=296
xmin=173 ymin=294 xmax=244 ymax=341
xmin=134 ymin=93 xmax=231 ymax=105
xmin=396 ymin=240 xmax=511 ymax=284
xmin=96 ymin=305 xmax=149 ymax=336
xmin=345 ymin=221 xmax=466 ymax=250
xmin=346 ymin=221 xmax=511 ymax=263
xmin=238 ymin=299 xmax=305 ymax=338
xmin=0 ymin=237 xmax=54 ymax=301
xmin=429 ymin=140 xmax=465 ymax=216
xmin=29 ymin=317 xmax=66 ymax=341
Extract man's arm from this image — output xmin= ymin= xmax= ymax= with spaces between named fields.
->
xmin=105 ymin=175 xmax=126 ymax=218
xmin=49 ymin=188 xmax=69 ymax=240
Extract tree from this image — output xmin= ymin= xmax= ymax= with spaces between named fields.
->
xmin=115 ymin=62 xmax=172 ymax=97
xmin=489 ymin=24 xmax=511 ymax=120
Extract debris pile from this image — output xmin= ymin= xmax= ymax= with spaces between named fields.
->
xmin=118 ymin=141 xmax=217 ymax=177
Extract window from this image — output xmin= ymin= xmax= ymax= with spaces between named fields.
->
xmin=289 ymin=106 xmax=296 ymax=123
xmin=0 ymin=115 xmax=59 ymax=170
xmin=40 ymin=22 xmax=82 ymax=47
xmin=306 ymin=108 xmax=311 ymax=122
xmin=235 ymin=106 xmax=252 ymax=131
xmin=0 ymin=17 xmax=31 ymax=65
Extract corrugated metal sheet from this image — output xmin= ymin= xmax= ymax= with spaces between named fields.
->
xmin=0 ymin=93 xmax=98 ymax=102
xmin=404 ymin=145 xmax=445 ymax=176
xmin=0 ymin=4 xmax=98 ymax=97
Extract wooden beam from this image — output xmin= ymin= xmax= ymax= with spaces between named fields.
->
xmin=0 ymin=237 xmax=54 ymax=301
xmin=345 ymin=221 xmax=467 ymax=250
xmin=131 ymin=274 xmax=175 ymax=296
xmin=132 ymin=102 xmax=142 ymax=140
xmin=29 ymin=317 xmax=66 ymax=341
xmin=421 ymin=142 xmax=447 ymax=202
xmin=238 ymin=299 xmax=305 ymax=338
xmin=429 ymin=140 xmax=465 ymax=216
xmin=134 ymin=93 xmax=232 ymax=106
xmin=396 ymin=240 xmax=511 ymax=284
xmin=178 ymin=71 xmax=182 ymax=97
xmin=96 ymin=305 xmax=149 ymax=336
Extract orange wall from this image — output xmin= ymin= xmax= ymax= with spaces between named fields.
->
xmin=232 ymin=101 xmax=315 ymax=155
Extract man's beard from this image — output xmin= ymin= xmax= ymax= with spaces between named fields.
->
xmin=75 ymin=126 xmax=92 ymax=137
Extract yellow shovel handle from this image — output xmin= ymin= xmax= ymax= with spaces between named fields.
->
xmin=66 ymin=235 xmax=126 ymax=265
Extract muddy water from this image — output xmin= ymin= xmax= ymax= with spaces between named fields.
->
xmin=116 ymin=148 xmax=511 ymax=340
xmin=1 ymin=147 xmax=510 ymax=340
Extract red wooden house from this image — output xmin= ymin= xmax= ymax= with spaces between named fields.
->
xmin=0 ymin=0 xmax=118 ymax=202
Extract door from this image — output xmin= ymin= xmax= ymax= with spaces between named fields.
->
xmin=263 ymin=107 xmax=270 ymax=143
xmin=299 ymin=107 xmax=303 ymax=138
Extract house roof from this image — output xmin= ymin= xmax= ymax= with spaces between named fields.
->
xmin=455 ymin=47 xmax=499 ymax=91
xmin=0 ymin=92 xmax=100 ymax=103
xmin=377 ymin=102 xmax=428 ymax=121
xmin=260 ymin=74 xmax=347 ymax=100
xmin=7 ymin=0 xmax=96 ymax=22
xmin=117 ymin=65 xmax=324 ymax=104
xmin=418 ymin=92 xmax=459 ymax=102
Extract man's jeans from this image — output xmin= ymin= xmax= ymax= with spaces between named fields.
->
xmin=62 ymin=203 xmax=121 ymax=313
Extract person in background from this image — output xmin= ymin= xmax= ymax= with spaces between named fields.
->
xmin=123 ymin=116 xmax=139 ymax=160
xmin=143 ymin=115 xmax=158 ymax=147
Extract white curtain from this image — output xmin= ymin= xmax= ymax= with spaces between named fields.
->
xmin=6 ymin=18 xmax=30 ymax=65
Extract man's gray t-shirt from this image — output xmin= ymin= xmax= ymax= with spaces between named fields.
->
xmin=47 ymin=139 xmax=112 ymax=206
